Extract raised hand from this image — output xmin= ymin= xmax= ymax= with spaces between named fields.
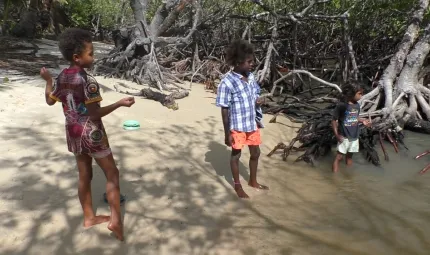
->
xmin=40 ymin=67 xmax=52 ymax=82
xmin=118 ymin=97 xmax=135 ymax=107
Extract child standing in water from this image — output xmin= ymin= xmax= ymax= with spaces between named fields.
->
xmin=332 ymin=81 xmax=371 ymax=173
xmin=40 ymin=28 xmax=134 ymax=241
xmin=216 ymin=40 xmax=269 ymax=199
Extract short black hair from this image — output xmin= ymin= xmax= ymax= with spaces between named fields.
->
xmin=58 ymin=28 xmax=93 ymax=61
xmin=341 ymin=80 xmax=363 ymax=101
xmin=225 ymin=39 xmax=254 ymax=66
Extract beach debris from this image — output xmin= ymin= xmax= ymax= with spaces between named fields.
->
xmin=415 ymin=150 xmax=430 ymax=174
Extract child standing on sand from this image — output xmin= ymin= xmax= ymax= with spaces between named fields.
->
xmin=216 ymin=40 xmax=269 ymax=199
xmin=40 ymin=28 xmax=134 ymax=241
xmin=332 ymin=81 xmax=371 ymax=173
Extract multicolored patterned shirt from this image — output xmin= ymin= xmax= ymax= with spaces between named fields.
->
xmin=216 ymin=71 xmax=261 ymax=132
xmin=49 ymin=67 xmax=111 ymax=158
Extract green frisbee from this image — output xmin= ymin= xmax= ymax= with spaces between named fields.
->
xmin=123 ymin=120 xmax=140 ymax=130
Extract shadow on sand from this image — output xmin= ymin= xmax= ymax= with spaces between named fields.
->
xmin=1 ymin=112 xmax=430 ymax=255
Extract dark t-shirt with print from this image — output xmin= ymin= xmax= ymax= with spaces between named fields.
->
xmin=333 ymin=102 xmax=360 ymax=140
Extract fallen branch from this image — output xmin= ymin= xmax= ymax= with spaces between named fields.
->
xmin=114 ymin=83 xmax=189 ymax=110
xmin=265 ymin=100 xmax=407 ymax=167
xmin=271 ymin=69 xmax=342 ymax=95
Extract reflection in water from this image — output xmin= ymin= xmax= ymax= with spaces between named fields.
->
xmin=243 ymin=131 xmax=430 ymax=255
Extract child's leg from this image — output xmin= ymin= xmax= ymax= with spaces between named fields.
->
xmin=345 ymin=153 xmax=353 ymax=166
xmin=94 ymin=153 xmax=123 ymax=241
xmin=345 ymin=139 xmax=358 ymax=166
xmin=248 ymin=145 xmax=268 ymax=190
xmin=231 ymin=148 xmax=249 ymax=198
xmin=334 ymin=139 xmax=349 ymax=172
xmin=332 ymin=152 xmax=343 ymax=173
xmin=76 ymin=154 xmax=110 ymax=228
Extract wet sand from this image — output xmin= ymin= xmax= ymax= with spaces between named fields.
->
xmin=1 ymin=41 xmax=430 ymax=255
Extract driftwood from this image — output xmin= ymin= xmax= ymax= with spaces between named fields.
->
xmin=265 ymin=100 xmax=407 ymax=167
xmin=114 ymin=82 xmax=189 ymax=110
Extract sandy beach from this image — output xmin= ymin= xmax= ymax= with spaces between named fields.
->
xmin=0 ymin=73 xmax=306 ymax=255
xmin=1 ymin=41 xmax=430 ymax=255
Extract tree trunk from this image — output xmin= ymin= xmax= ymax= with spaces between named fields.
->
xmin=360 ymin=0 xmax=428 ymax=106
xmin=92 ymin=0 xmax=202 ymax=108
xmin=1 ymin=0 xmax=10 ymax=35
xmin=129 ymin=0 xmax=148 ymax=34
xmin=11 ymin=0 xmax=39 ymax=38
xmin=149 ymin=0 xmax=182 ymax=36
xmin=50 ymin=1 xmax=69 ymax=35
xmin=359 ymin=0 xmax=430 ymax=129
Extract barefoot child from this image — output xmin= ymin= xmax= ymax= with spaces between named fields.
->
xmin=40 ymin=28 xmax=134 ymax=241
xmin=216 ymin=40 xmax=269 ymax=199
xmin=332 ymin=81 xmax=371 ymax=172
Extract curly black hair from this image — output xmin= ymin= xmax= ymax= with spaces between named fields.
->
xmin=341 ymin=80 xmax=363 ymax=102
xmin=58 ymin=28 xmax=93 ymax=62
xmin=225 ymin=39 xmax=254 ymax=66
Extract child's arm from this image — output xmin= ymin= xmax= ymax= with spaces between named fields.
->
xmin=332 ymin=104 xmax=344 ymax=142
xmin=40 ymin=67 xmax=56 ymax=106
xmin=252 ymin=78 xmax=265 ymax=105
xmin=221 ymin=107 xmax=231 ymax=143
xmin=86 ymin=97 xmax=135 ymax=119
xmin=332 ymin=119 xmax=343 ymax=142
xmin=83 ymin=75 xmax=135 ymax=119
xmin=216 ymin=80 xmax=232 ymax=146
xmin=44 ymin=79 xmax=56 ymax=106
xmin=358 ymin=118 xmax=371 ymax=127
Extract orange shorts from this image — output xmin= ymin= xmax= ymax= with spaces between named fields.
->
xmin=231 ymin=129 xmax=261 ymax=150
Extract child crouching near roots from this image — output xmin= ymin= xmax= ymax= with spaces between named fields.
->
xmin=40 ymin=28 xmax=135 ymax=241
xmin=216 ymin=40 xmax=269 ymax=199
xmin=332 ymin=81 xmax=371 ymax=173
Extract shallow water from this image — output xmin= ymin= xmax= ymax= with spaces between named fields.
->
xmin=248 ymin=131 xmax=430 ymax=255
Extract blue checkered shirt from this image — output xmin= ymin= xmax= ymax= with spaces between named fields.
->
xmin=216 ymin=71 xmax=261 ymax=132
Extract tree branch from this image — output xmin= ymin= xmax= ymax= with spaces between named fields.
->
xmin=156 ymin=0 xmax=191 ymax=37
xmin=272 ymin=70 xmax=342 ymax=94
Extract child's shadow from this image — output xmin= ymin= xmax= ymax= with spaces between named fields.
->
xmin=205 ymin=141 xmax=250 ymax=186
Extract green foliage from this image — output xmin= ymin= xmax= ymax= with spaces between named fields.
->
xmin=1 ymin=0 xmax=23 ymax=33
xmin=3 ymin=0 xmax=425 ymax=45
xmin=62 ymin=0 xmax=134 ymax=29
xmin=146 ymin=0 xmax=163 ymax=19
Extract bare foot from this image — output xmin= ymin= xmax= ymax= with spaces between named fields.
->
xmin=234 ymin=184 xmax=249 ymax=199
xmin=248 ymin=182 xmax=269 ymax=190
xmin=83 ymin=215 xmax=110 ymax=228
xmin=108 ymin=222 xmax=124 ymax=241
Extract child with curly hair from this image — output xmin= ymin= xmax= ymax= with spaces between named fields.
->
xmin=40 ymin=28 xmax=133 ymax=241
xmin=216 ymin=39 xmax=269 ymax=199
